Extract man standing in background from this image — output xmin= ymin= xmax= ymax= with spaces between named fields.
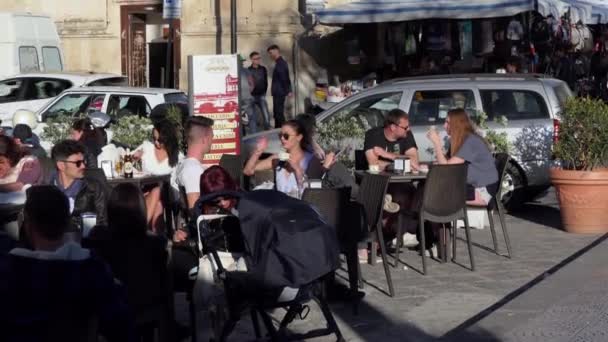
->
xmin=248 ymin=51 xmax=271 ymax=130
xmin=267 ymin=44 xmax=292 ymax=128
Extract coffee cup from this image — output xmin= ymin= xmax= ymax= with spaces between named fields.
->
xmin=278 ymin=151 xmax=290 ymax=161
xmin=81 ymin=213 xmax=97 ymax=238
xmin=404 ymin=159 xmax=411 ymax=173
xmin=368 ymin=164 xmax=380 ymax=173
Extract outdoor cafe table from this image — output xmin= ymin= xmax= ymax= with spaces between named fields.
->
xmin=353 ymin=170 xmax=450 ymax=266
xmin=106 ymin=173 xmax=171 ymax=188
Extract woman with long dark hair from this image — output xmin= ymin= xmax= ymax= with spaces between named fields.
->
xmin=133 ymin=119 xmax=183 ymax=233
xmin=426 ymin=108 xmax=499 ymax=205
xmin=243 ymin=119 xmax=335 ymax=198
xmin=70 ymin=118 xmax=105 ymax=168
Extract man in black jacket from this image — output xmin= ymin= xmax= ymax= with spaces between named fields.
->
xmin=267 ymin=45 xmax=292 ymax=128
xmin=50 ymin=140 xmax=108 ymax=228
xmin=248 ymin=51 xmax=271 ymax=130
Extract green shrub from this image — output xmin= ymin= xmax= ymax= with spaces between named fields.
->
xmin=317 ymin=116 xmax=365 ymax=169
xmin=553 ymin=97 xmax=608 ymax=171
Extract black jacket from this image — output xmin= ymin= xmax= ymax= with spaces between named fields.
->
xmin=271 ymin=57 xmax=292 ymax=97
xmin=47 ymin=175 xmax=109 ymax=228
xmin=248 ymin=65 xmax=268 ymax=96
xmin=72 ymin=177 xmax=109 ymax=228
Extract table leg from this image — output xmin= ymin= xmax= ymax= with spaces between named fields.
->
xmin=394 ymin=213 xmax=402 ymax=268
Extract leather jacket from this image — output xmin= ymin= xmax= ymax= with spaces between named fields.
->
xmin=71 ymin=177 xmax=109 ymax=228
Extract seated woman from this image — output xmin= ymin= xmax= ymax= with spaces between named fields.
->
xmin=70 ymin=118 xmax=106 ymax=168
xmin=0 ymin=135 xmax=42 ymax=239
xmin=243 ymin=119 xmax=335 ymax=198
xmin=426 ymin=108 xmax=499 ymax=206
xmin=0 ymin=135 xmax=42 ymax=201
xmin=85 ymin=183 xmax=169 ymax=317
xmin=133 ymin=119 xmax=182 ymax=233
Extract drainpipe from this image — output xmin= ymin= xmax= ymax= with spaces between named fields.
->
xmin=231 ymin=0 xmax=237 ymax=54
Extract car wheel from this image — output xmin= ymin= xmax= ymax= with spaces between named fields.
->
xmin=500 ymin=162 xmax=527 ymax=212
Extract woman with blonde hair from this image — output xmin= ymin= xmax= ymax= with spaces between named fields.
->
xmin=426 ymin=108 xmax=499 ymax=205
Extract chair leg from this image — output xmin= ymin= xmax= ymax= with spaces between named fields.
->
xmin=344 ymin=244 xmax=361 ymax=315
xmin=314 ymin=294 xmax=345 ymax=342
xmin=394 ymin=213 xmax=403 ymax=268
xmin=419 ymin=218 xmax=427 ymax=275
xmin=463 ymin=209 xmax=475 ymax=271
xmin=451 ymin=220 xmax=457 ymax=263
xmin=251 ymin=309 xmax=262 ymax=339
xmin=376 ymin=228 xmax=394 ymax=297
xmin=497 ymin=202 xmax=513 ymax=258
xmin=357 ymin=260 xmax=365 ymax=289
xmin=487 ymin=207 xmax=499 ymax=254
xmin=188 ymin=294 xmax=197 ymax=342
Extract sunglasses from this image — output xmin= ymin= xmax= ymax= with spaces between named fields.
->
xmin=278 ymin=133 xmax=294 ymax=140
xmin=393 ymin=123 xmax=409 ymax=131
xmin=61 ymin=159 xmax=86 ymax=168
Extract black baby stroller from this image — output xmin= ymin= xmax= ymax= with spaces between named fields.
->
xmin=194 ymin=189 xmax=345 ymax=342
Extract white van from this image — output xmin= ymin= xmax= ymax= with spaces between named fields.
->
xmin=0 ymin=12 xmax=64 ymax=79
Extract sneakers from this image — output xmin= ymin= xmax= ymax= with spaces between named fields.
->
xmin=391 ymin=232 xmax=419 ymax=248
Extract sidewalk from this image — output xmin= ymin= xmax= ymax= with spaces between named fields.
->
xmin=178 ymin=190 xmax=605 ymax=341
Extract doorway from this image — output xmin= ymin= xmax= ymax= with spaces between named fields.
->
xmin=120 ymin=3 xmax=181 ymax=88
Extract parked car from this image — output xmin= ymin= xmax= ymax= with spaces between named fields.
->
xmin=242 ymin=74 xmax=573 ymax=210
xmin=31 ymin=86 xmax=187 ymax=149
xmin=0 ymin=72 xmax=128 ymax=126
xmin=0 ymin=12 xmax=64 ymax=79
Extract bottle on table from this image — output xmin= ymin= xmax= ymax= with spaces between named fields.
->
xmin=123 ymin=148 xmax=134 ymax=178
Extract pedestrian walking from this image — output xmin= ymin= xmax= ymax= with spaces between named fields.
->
xmin=267 ymin=45 xmax=292 ymax=128
xmin=248 ymin=51 xmax=272 ymax=130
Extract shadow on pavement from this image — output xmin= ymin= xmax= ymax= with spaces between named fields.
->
xmin=510 ymin=203 xmax=563 ymax=231
xmin=331 ymin=295 xmax=502 ymax=342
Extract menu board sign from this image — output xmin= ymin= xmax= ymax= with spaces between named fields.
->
xmin=188 ymin=54 xmax=241 ymax=164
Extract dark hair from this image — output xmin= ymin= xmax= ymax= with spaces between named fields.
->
xmin=51 ymin=140 xmax=86 ymax=163
xmin=72 ymin=118 xmax=105 ymax=147
xmin=249 ymin=51 xmax=260 ymax=58
xmin=107 ymin=183 xmax=147 ymax=237
xmin=153 ymin=120 xmax=180 ymax=167
xmin=185 ymin=116 xmax=214 ymax=144
xmin=283 ymin=119 xmax=312 ymax=152
xmin=384 ymin=108 xmax=409 ymax=128
xmin=295 ymin=113 xmax=317 ymax=136
xmin=12 ymin=124 xmax=33 ymax=142
xmin=0 ymin=135 xmax=23 ymax=167
xmin=267 ymin=44 xmax=280 ymax=52
xmin=24 ymin=185 xmax=70 ymax=240
xmin=200 ymin=165 xmax=239 ymax=194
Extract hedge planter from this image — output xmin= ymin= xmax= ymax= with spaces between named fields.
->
xmin=550 ymin=168 xmax=608 ymax=234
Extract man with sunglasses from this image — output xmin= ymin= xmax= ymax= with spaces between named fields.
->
xmin=50 ymin=140 xmax=108 ymax=228
xmin=363 ymin=108 xmax=421 ymax=249
xmin=364 ymin=108 xmax=420 ymax=171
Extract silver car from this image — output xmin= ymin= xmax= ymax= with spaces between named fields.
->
xmin=242 ymin=74 xmax=572 ymax=210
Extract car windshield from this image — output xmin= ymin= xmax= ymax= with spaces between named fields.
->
xmin=164 ymin=92 xmax=188 ymax=103
xmin=42 ymin=93 xmax=105 ymax=120
xmin=87 ymin=77 xmax=129 ymax=87
xmin=553 ymin=83 xmax=572 ymax=110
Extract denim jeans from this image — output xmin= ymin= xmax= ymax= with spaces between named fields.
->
xmin=242 ymin=98 xmax=257 ymax=135
xmin=251 ymin=95 xmax=271 ymax=130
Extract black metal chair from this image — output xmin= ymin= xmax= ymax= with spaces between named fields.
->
xmin=467 ymin=153 xmax=513 ymax=258
xmin=219 ymin=154 xmax=243 ymax=188
xmin=302 ymin=187 xmax=362 ymax=311
xmin=355 ymin=173 xmax=394 ymax=297
xmin=418 ymin=163 xmax=473 ymax=275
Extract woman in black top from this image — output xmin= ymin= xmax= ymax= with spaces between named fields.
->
xmin=70 ymin=118 xmax=105 ymax=168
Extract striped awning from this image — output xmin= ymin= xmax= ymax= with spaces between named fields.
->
xmin=314 ymin=0 xmax=587 ymax=24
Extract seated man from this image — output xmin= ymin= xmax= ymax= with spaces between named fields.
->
xmin=50 ymin=140 xmax=108 ymax=228
xmin=0 ymin=185 xmax=134 ymax=341
xmin=11 ymin=123 xmax=47 ymax=159
xmin=363 ymin=108 xmax=421 ymax=246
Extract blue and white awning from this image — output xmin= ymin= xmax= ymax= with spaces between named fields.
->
xmin=314 ymin=0 xmax=590 ymax=24
xmin=566 ymin=0 xmax=608 ymax=24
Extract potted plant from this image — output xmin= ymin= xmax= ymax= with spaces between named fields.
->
xmin=551 ymin=97 xmax=608 ymax=233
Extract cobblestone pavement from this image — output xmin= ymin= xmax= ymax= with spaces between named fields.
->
xmin=177 ymin=190 xmax=605 ymax=341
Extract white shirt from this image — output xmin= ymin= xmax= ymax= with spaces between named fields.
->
xmin=173 ymin=157 xmax=207 ymax=194
xmin=136 ymin=141 xmax=182 ymax=176
xmin=507 ymin=20 xmax=524 ymax=41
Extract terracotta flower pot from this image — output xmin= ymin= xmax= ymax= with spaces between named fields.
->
xmin=550 ymin=168 xmax=608 ymax=234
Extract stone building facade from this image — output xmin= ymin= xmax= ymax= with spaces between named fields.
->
xmin=0 ymin=0 xmax=350 ymax=116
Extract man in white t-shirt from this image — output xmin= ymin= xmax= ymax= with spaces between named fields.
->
xmin=173 ymin=116 xmax=214 ymax=209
